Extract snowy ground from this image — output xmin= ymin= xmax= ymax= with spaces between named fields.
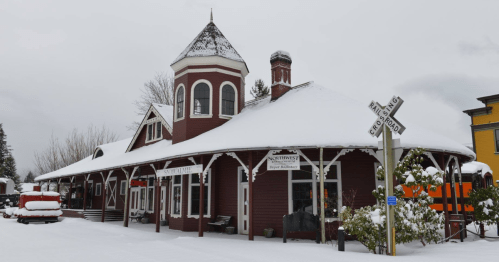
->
xmin=0 ymin=216 xmax=498 ymax=262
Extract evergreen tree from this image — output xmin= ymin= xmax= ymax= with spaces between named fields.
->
xmin=341 ymin=148 xmax=445 ymax=253
xmin=250 ymin=79 xmax=270 ymax=99
xmin=0 ymin=124 xmax=8 ymax=169
xmin=3 ymin=153 xmax=22 ymax=192
xmin=468 ymin=185 xmax=499 ymax=237
xmin=24 ymin=171 xmax=36 ymax=183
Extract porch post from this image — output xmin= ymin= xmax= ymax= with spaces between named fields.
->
xmin=83 ymin=179 xmax=88 ymax=211
xmin=124 ymin=170 xmax=131 ymax=227
xmin=248 ymin=152 xmax=254 ymax=241
xmin=155 ymin=168 xmax=161 ymax=233
xmin=440 ymin=154 xmax=450 ymax=239
xmin=319 ymin=148 xmax=326 ymax=244
xmin=101 ymin=172 xmax=107 ymax=223
xmin=68 ymin=179 xmax=73 ymax=209
xmin=457 ymin=159 xmax=467 ymax=219
xmin=199 ymin=157 xmax=205 ymax=237
xmin=450 ymin=163 xmax=458 ymax=214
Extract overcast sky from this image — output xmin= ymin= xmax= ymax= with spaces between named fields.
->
xmin=1 ymin=0 xmax=499 ymax=177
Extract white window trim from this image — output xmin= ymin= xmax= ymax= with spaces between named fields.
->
xmin=145 ymin=120 xmax=163 ymax=144
xmin=146 ymin=175 xmax=155 ymax=212
xmin=187 ymin=169 xmax=211 ymax=218
xmin=287 ymin=161 xmax=342 ymax=222
xmin=190 ymin=79 xmax=213 ymax=118
xmin=120 ymin=180 xmax=126 ymax=195
xmin=170 ymin=175 xmax=183 ymax=218
xmin=95 ymin=183 xmax=102 ymax=196
xmin=174 ymin=84 xmax=186 ymax=122
xmin=218 ymin=81 xmax=238 ymax=119
xmin=139 ymin=187 xmax=146 ymax=211
xmin=155 ymin=121 xmax=162 ymax=139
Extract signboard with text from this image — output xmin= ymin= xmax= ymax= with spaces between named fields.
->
xmin=157 ymin=164 xmax=203 ymax=177
xmin=267 ymin=154 xmax=300 ymax=170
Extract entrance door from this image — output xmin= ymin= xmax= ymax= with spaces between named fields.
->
xmin=238 ymin=167 xmax=249 ymax=235
xmin=106 ymin=177 xmax=117 ymax=209
xmin=130 ymin=187 xmax=140 ymax=214
xmin=160 ymin=186 xmax=167 ymax=221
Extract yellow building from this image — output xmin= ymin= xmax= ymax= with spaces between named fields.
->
xmin=464 ymin=94 xmax=499 ymax=186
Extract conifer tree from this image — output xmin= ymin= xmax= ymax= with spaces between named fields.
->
xmin=468 ymin=185 xmax=499 ymax=237
xmin=250 ymin=79 xmax=270 ymax=99
xmin=2 ymin=153 xmax=22 ymax=192
xmin=24 ymin=171 xmax=36 ymax=183
xmin=341 ymin=148 xmax=445 ymax=253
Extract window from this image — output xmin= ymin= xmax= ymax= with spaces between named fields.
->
xmin=140 ymin=188 xmax=146 ymax=210
xmin=147 ymin=123 xmax=153 ymax=141
xmin=288 ymin=163 xmax=341 ymax=220
xmin=495 ymin=129 xmax=499 ymax=152
xmin=176 ymin=86 xmax=184 ymax=119
xmin=188 ymin=171 xmax=211 ymax=217
xmin=95 ymin=183 xmax=102 ymax=196
xmin=94 ymin=149 xmax=104 ymax=159
xmin=156 ymin=122 xmax=162 ymax=139
xmin=171 ymin=175 xmax=182 ymax=216
xmin=193 ymin=83 xmax=210 ymax=115
xmin=221 ymin=85 xmax=235 ymax=115
xmin=147 ymin=177 xmax=155 ymax=212
xmin=120 ymin=180 xmax=126 ymax=195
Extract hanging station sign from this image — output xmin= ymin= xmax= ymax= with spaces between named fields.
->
xmin=156 ymin=164 xmax=203 ymax=177
xmin=267 ymin=154 xmax=300 ymax=170
xmin=130 ymin=180 xmax=147 ymax=187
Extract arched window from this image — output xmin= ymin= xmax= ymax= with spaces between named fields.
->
xmin=222 ymin=85 xmax=235 ymax=115
xmin=177 ymin=86 xmax=184 ymax=119
xmin=193 ymin=83 xmax=210 ymax=115
xmin=94 ymin=149 xmax=104 ymax=159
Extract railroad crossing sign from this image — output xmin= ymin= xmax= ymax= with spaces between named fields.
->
xmin=368 ymin=96 xmax=406 ymax=137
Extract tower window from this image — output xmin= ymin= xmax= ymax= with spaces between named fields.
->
xmin=147 ymin=123 xmax=153 ymax=141
xmin=194 ymin=83 xmax=210 ymax=115
xmin=222 ymin=85 xmax=235 ymax=115
xmin=177 ymin=86 xmax=184 ymax=119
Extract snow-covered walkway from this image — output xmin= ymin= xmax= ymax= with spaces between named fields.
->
xmin=1 ymin=217 xmax=498 ymax=262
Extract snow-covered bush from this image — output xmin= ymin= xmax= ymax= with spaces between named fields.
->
xmin=341 ymin=148 xmax=445 ymax=253
xmin=468 ymin=185 xmax=499 ymax=237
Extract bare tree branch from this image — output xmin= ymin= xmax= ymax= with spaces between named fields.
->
xmin=33 ymin=125 xmax=118 ymax=175
xmin=128 ymin=72 xmax=174 ymax=130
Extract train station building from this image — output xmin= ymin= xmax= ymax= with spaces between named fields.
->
xmin=35 ymin=16 xmax=475 ymax=240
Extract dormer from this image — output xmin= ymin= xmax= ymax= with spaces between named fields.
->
xmin=126 ymin=103 xmax=173 ymax=152
xmin=170 ymin=14 xmax=249 ymax=144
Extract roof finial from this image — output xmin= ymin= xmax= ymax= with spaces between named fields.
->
xmin=210 ymin=8 xmax=213 ymax=23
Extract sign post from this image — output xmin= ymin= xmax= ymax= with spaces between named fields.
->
xmin=368 ymin=96 xmax=405 ymax=256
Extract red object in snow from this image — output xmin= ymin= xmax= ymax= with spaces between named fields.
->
xmin=130 ymin=180 xmax=147 ymax=187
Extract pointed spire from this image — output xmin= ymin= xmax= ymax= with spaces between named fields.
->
xmin=210 ymin=8 xmax=213 ymax=23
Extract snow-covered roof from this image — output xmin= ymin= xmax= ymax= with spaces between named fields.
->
xmin=20 ymin=183 xmax=37 ymax=192
xmin=171 ymin=22 xmax=245 ymax=65
xmin=270 ymin=50 xmax=292 ymax=63
xmin=461 ymin=161 xmax=493 ymax=177
xmin=152 ymin=103 xmax=173 ymax=128
xmin=0 ymin=178 xmax=9 ymax=184
xmin=35 ymin=83 xmax=475 ymax=181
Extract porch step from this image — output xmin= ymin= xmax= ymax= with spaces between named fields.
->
xmin=83 ymin=210 xmax=124 ymax=222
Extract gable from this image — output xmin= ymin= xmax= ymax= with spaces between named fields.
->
xmin=126 ymin=106 xmax=173 ymax=152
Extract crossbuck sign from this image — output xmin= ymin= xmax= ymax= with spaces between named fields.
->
xmin=368 ymin=96 xmax=406 ymax=137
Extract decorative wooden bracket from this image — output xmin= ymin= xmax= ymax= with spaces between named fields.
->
xmin=202 ymin=153 xmax=222 ymax=182
xmin=188 ymin=157 xmax=197 ymax=165
xmin=323 ymin=149 xmax=355 ymax=179
xmin=252 ymin=150 xmax=282 ymax=181
xmin=128 ymin=166 xmax=140 ymax=187
xmin=360 ymin=148 xmax=382 ymax=163
xmin=423 ymin=152 xmax=442 ymax=172
xmin=287 ymin=149 xmax=319 ymax=174
xmin=227 ymin=152 xmax=249 ymax=180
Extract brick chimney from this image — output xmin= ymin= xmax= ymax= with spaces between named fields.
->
xmin=270 ymin=51 xmax=292 ymax=101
